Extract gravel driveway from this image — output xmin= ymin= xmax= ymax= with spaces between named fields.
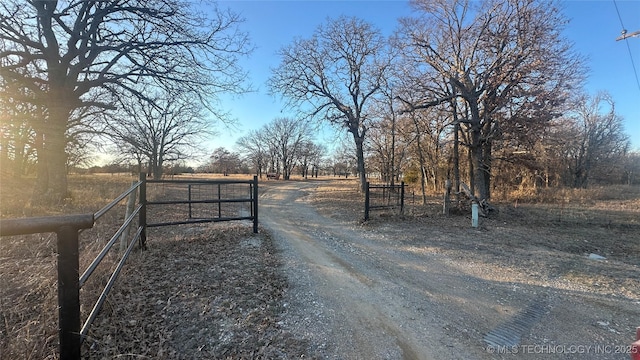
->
xmin=260 ymin=180 xmax=640 ymax=360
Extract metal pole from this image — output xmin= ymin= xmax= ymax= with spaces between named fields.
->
xmin=217 ymin=183 xmax=222 ymax=218
xmin=252 ymin=176 xmax=259 ymax=233
xmin=56 ymin=225 xmax=81 ymax=360
xmin=188 ymin=184 xmax=192 ymax=219
xmin=138 ymin=172 xmax=147 ymax=249
xmin=472 ymin=202 xmax=479 ymax=228
xmin=364 ymin=181 xmax=370 ymax=221
xmin=400 ymin=181 xmax=405 ymax=215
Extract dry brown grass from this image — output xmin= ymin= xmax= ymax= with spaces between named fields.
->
xmin=399 ymin=181 xmax=640 ymax=228
xmin=1 ymin=173 xmax=137 ymax=360
xmin=310 ymin=179 xmax=640 ymax=271
xmin=1 ymin=173 xmax=315 ymax=359
xmin=501 ymin=184 xmax=640 ymax=204
xmin=81 ymin=223 xmax=312 ymax=359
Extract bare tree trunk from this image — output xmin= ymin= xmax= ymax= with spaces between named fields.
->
xmin=353 ymin=134 xmax=367 ymax=193
xmin=411 ymin=115 xmax=428 ymax=205
xmin=13 ymin=140 xmax=24 ymax=179
xmin=32 ymin=130 xmax=48 ymax=201
xmin=37 ymin=102 xmax=69 ymax=204
xmin=420 ymin=164 xmax=428 ymax=205
xmin=482 ymin=139 xmax=492 ymax=200
xmin=390 ymin=101 xmax=396 ymax=188
xmin=468 ymin=100 xmax=487 ymax=200
xmin=453 ymin=122 xmax=461 ymax=201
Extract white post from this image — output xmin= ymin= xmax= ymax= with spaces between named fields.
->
xmin=471 ymin=202 xmax=479 ymax=228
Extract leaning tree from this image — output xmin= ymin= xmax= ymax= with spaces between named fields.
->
xmin=269 ymin=16 xmax=392 ymax=192
xmin=0 ymin=0 xmax=251 ymax=203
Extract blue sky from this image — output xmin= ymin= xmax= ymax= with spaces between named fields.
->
xmin=212 ymin=0 xmax=640 ymax=153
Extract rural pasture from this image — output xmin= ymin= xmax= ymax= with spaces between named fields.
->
xmin=1 ymin=174 xmax=639 ymax=358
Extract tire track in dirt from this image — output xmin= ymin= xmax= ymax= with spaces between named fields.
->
xmin=259 ymin=182 xmax=485 ymax=359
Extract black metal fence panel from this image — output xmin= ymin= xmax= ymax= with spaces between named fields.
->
xmin=364 ymin=182 xmax=405 ymax=221
xmin=144 ymin=176 xmax=258 ymax=232
xmin=0 ymin=174 xmax=259 ymax=359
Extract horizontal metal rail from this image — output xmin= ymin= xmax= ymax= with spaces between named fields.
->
xmin=80 ymin=226 xmax=144 ymax=340
xmin=369 ymin=204 xmax=401 ymax=210
xmin=94 ymin=181 xmax=141 ymax=221
xmin=147 ymin=198 xmax=253 ymax=206
xmin=367 ymin=185 xmax=404 ymax=189
xmin=79 ymin=204 xmax=142 ymax=287
xmin=147 ymin=216 xmax=254 ymax=228
xmin=147 ymin=179 xmax=255 ymax=185
xmin=0 ymin=214 xmax=94 ymax=236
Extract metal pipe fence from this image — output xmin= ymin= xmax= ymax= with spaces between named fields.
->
xmin=145 ymin=176 xmax=258 ymax=233
xmin=0 ymin=174 xmax=259 ymax=359
xmin=364 ymin=181 xmax=405 ymax=221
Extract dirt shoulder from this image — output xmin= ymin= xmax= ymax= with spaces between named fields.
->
xmin=262 ymin=180 xmax=640 ymax=360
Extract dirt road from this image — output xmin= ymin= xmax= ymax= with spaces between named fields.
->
xmin=259 ymin=181 xmax=639 ymax=360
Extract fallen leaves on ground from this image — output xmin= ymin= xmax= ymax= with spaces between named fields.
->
xmin=83 ymin=222 xmax=314 ymax=359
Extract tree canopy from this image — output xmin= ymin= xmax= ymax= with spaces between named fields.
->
xmin=0 ymin=0 xmax=251 ymax=202
xmin=269 ymin=16 xmax=391 ymax=191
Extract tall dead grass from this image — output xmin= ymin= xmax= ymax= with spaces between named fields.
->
xmin=502 ymin=184 xmax=640 ymax=205
xmin=1 ymin=173 xmax=137 ymax=359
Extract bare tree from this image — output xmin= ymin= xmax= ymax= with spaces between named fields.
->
xmin=397 ymin=0 xmax=584 ymax=203
xmin=207 ymin=147 xmax=243 ymax=175
xmin=297 ymin=141 xmax=324 ymax=179
xmin=106 ymin=89 xmax=210 ymax=179
xmin=563 ymin=92 xmax=629 ymax=188
xmin=623 ymin=152 xmax=640 ymax=185
xmin=0 ymin=0 xmax=251 ymax=202
xmin=0 ymin=78 xmax=39 ymax=178
xmin=262 ymin=117 xmax=309 ymax=180
xmin=236 ymin=130 xmax=268 ymax=178
xmin=269 ymin=16 xmax=391 ymax=191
